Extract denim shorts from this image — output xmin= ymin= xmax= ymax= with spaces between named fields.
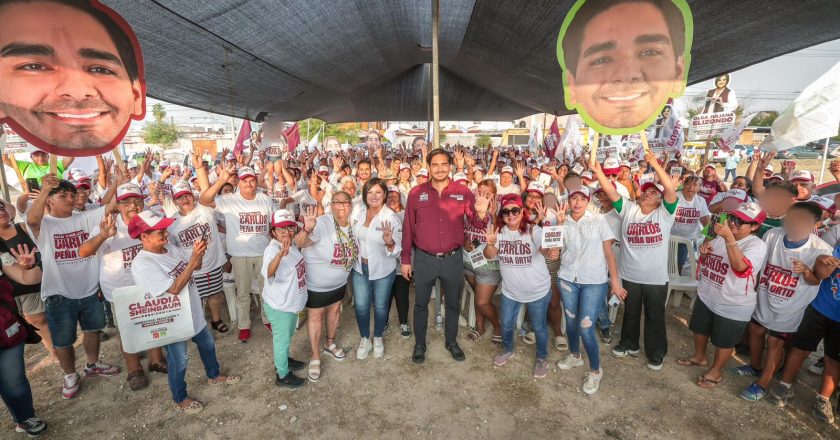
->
xmin=44 ymin=293 xmax=106 ymax=349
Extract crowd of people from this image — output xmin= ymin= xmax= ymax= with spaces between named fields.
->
xmin=2 ymin=133 xmax=840 ymax=437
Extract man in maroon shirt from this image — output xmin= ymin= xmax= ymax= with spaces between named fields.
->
xmin=401 ymin=149 xmax=490 ymax=363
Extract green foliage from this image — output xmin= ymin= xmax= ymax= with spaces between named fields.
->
xmin=143 ymin=104 xmax=179 ymax=146
xmin=751 ymin=111 xmax=779 ymax=127
xmin=299 ymin=118 xmax=359 ymax=145
xmin=476 ymin=134 xmax=492 ymax=148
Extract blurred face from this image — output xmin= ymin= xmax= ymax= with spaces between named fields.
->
xmin=476 ymin=185 xmax=495 ymax=203
xmin=238 ymin=176 xmax=257 ymax=198
xmin=429 ymin=154 xmax=450 ymax=183
xmin=732 ymin=178 xmax=748 ymax=190
xmin=500 ymin=203 xmax=522 ymax=229
xmin=325 ymin=138 xmax=340 ymax=151
xmin=220 ymin=184 xmax=234 ymax=195
xmin=529 ymin=168 xmax=540 ymax=180
xmin=792 ymin=181 xmax=813 ymax=200
xmin=721 ymin=197 xmax=741 ymax=213
xmin=30 ymin=151 xmax=48 ymax=165
xmin=565 ymin=2 xmax=684 ymax=130
xmin=682 ymin=179 xmax=699 ymax=197
xmin=758 ymin=188 xmax=795 ymax=218
xmin=473 ymin=170 xmax=484 ymax=181
xmin=594 ymin=190 xmax=611 ymax=210
xmin=783 ymin=208 xmax=819 ymax=241
xmin=117 ymin=196 xmax=143 ymax=221
xmin=0 ymin=200 xmax=13 ymax=226
xmin=569 ymin=193 xmax=589 ymax=215
xmin=639 ymin=187 xmax=662 ymax=207
xmin=174 ymin=192 xmax=195 ymax=213
xmin=342 ymin=180 xmax=357 ymax=195
xmin=0 ymin=2 xmax=143 ymax=154
xmin=619 ymin=167 xmax=630 ymax=179
xmin=386 ymin=191 xmax=401 ymax=210
xmin=413 ymin=139 xmax=427 ymax=152
xmin=140 ymin=229 xmax=169 ymax=251
xmin=74 ymin=186 xmax=90 ymax=209
xmin=416 ymin=175 xmax=428 ymax=185
xmin=330 ymin=194 xmax=352 ymax=221
xmin=703 ymin=168 xmax=716 ymax=180
xmin=500 ymin=172 xmax=513 ymax=186
xmin=525 ymin=191 xmax=542 ymax=210
xmin=565 ymin=176 xmax=582 ymax=191
xmin=357 ymin=163 xmax=371 ymax=181
xmin=366 ymin=184 xmax=385 ymax=209
xmin=399 ymin=168 xmax=411 ymax=181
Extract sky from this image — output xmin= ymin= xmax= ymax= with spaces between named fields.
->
xmin=143 ymin=39 xmax=840 ymax=129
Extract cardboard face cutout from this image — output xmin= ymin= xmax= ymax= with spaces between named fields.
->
xmin=557 ymin=0 xmax=693 ymax=135
xmin=0 ymin=0 xmax=145 ymax=157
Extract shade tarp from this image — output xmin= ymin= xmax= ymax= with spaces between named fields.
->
xmin=103 ymin=0 xmax=840 ymax=122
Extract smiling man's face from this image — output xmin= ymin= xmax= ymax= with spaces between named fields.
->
xmin=566 ymin=2 xmax=684 ymax=131
xmin=0 ymin=1 xmax=143 ymax=154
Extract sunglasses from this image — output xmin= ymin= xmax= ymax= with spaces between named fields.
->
xmin=500 ymin=207 xmax=522 ymax=217
xmin=726 ymin=216 xmax=754 ymax=227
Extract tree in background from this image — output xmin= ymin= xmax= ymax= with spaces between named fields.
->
xmin=297 ymin=118 xmax=359 ymax=145
xmin=476 ymin=134 xmax=492 ymax=148
xmin=142 ymin=103 xmax=180 ymax=146
xmin=751 ymin=111 xmax=780 ymax=127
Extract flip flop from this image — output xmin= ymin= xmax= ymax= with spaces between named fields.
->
xmin=676 ymin=358 xmax=708 ymax=367
xmin=467 ymin=329 xmax=481 ymax=341
xmin=522 ymin=331 xmax=536 ymax=345
xmin=696 ymin=375 xmax=722 ymax=389
xmin=148 ymin=362 xmax=168 ymax=374
xmin=554 ymin=335 xmax=569 ymax=351
xmin=491 ymin=335 xmax=503 ymax=345
xmin=210 ymin=320 xmax=229 ymax=333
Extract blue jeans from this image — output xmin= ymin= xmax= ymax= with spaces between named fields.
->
xmin=596 ymin=295 xmax=611 ymax=330
xmin=351 ymin=265 xmax=396 ymax=339
xmin=44 ymin=293 xmax=106 ymax=348
xmin=165 ymin=325 xmax=220 ymax=403
xmin=500 ymin=291 xmax=551 ymax=360
xmin=0 ymin=342 xmax=35 ymax=423
xmin=559 ymin=279 xmax=608 ymax=371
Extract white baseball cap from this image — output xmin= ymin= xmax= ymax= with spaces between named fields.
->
xmin=171 ymin=182 xmax=192 ymax=198
xmin=271 ymin=209 xmax=297 ymax=229
xmin=501 ymin=166 xmax=514 ymax=175
xmin=790 ymin=170 xmax=814 ymax=183
xmin=116 ymin=183 xmax=143 ymax=201
xmin=238 ymin=167 xmax=256 ymax=179
xmin=526 ymin=181 xmax=546 ymax=196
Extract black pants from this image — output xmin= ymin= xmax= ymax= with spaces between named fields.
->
xmin=389 ymin=274 xmax=410 ymax=325
xmin=618 ymin=279 xmax=668 ymax=364
xmin=413 ymin=249 xmax=464 ymax=346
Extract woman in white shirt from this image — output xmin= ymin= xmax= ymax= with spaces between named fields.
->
xmin=677 ymin=202 xmax=768 ymax=389
xmin=262 ymin=209 xmax=309 ymax=388
xmin=673 ymin=176 xmax=711 ymax=271
xmin=295 ymin=192 xmax=356 ymax=382
xmin=350 ymin=178 xmax=402 ymax=360
xmin=484 ymin=194 xmax=559 ymax=379
xmin=554 ymin=186 xmax=625 ymax=395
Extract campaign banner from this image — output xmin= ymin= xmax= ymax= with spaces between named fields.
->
xmin=688 ymin=111 xmax=736 ymax=141
xmin=1 ymin=125 xmax=36 ymax=154
xmin=542 ymin=225 xmax=564 ymax=249
xmin=113 ymin=285 xmax=194 ymax=354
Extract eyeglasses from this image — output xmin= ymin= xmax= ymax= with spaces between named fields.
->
xmin=500 ymin=207 xmax=522 ymax=217
xmin=118 ymin=199 xmax=144 ymax=207
xmin=332 ymin=200 xmax=351 ymax=206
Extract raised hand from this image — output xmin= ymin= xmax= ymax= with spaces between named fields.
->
xmin=218 ymin=163 xmax=236 ymax=182
xmin=302 ymin=206 xmax=317 ymax=233
xmin=99 ymin=213 xmax=118 ymax=239
xmin=191 ymin=151 xmax=203 ymax=170
xmin=534 ymin=200 xmax=547 ymax=224
xmin=713 ymin=222 xmax=734 ymax=242
xmin=279 ymin=238 xmax=292 ymax=259
xmin=555 ymin=200 xmax=567 ymax=224
xmin=514 ymin=162 xmax=525 ymax=177
xmin=41 ymin=173 xmax=59 ymax=192
xmin=381 ymin=220 xmax=394 ymax=245
xmin=9 ymin=243 xmax=37 ymax=269
xmin=485 ymin=223 xmax=498 ymax=246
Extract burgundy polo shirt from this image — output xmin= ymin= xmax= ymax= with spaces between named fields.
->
xmin=400 ymin=181 xmax=485 ymax=264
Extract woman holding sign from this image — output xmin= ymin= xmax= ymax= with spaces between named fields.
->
xmin=484 ymin=194 xmax=559 ymax=379
xmin=555 ymin=186 xmax=624 ymax=395
xmin=463 ymin=180 xmax=501 ymax=344
xmin=592 ymin=148 xmax=678 ymax=371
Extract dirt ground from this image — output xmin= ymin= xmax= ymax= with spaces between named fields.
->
xmin=8 ymin=286 xmax=840 ymax=440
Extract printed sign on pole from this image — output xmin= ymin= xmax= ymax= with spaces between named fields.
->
xmin=688 ymin=112 xmax=736 ymax=141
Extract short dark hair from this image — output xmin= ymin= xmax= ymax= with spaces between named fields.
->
xmin=562 ymin=0 xmax=686 ymax=76
xmin=765 ymin=181 xmax=798 ymax=198
xmin=48 ymin=179 xmax=77 ymax=196
xmin=0 ymin=0 xmax=140 ymax=81
xmin=790 ymin=201 xmax=823 ymax=223
xmin=357 ymin=159 xmax=372 ymax=168
xmin=361 ymin=177 xmax=388 ymax=208
xmin=426 ymin=148 xmax=450 ymax=166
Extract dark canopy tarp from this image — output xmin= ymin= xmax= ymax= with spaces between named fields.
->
xmin=104 ymin=0 xmax=840 ymax=122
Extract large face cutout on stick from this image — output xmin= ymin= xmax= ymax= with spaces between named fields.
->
xmin=0 ymin=0 xmax=145 ymax=157
xmin=557 ymin=0 xmax=693 ymax=135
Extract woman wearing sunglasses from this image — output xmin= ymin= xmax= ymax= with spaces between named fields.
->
xmin=262 ymin=209 xmax=309 ymax=388
xmin=678 ymin=202 xmax=768 ymax=389
xmin=484 ymin=194 xmax=559 ymax=378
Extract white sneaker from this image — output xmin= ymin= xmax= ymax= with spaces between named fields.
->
xmin=556 ymin=353 xmax=584 ymax=370
xmin=373 ymin=337 xmax=384 ymax=358
xmin=356 ymin=338 xmax=372 ymax=360
xmin=583 ymin=370 xmax=603 ymax=395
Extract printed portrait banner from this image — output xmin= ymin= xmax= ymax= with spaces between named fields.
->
xmin=688 ymin=111 xmax=736 ymax=141
xmin=0 ymin=1 xmax=146 ymax=157
xmin=542 ymin=225 xmax=564 ymax=249
xmin=556 ymin=0 xmax=694 ymax=135
xmin=113 ymin=285 xmax=194 ymax=354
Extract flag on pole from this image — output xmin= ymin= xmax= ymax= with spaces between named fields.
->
xmin=718 ymin=113 xmax=757 ymax=152
xmin=307 ymin=132 xmax=320 ymax=151
xmin=557 ymin=116 xmax=580 ymax=160
xmin=528 ymin=115 xmax=543 ymax=152
xmin=284 ymin=123 xmax=300 ymax=152
xmin=233 ymin=119 xmax=252 ymax=154
xmin=384 ymin=125 xmax=399 ymax=144
xmin=543 ymin=117 xmax=561 ymax=157
xmin=760 ymin=60 xmax=840 ymax=151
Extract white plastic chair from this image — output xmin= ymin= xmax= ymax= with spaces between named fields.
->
xmin=666 ymin=236 xmax=699 ymax=308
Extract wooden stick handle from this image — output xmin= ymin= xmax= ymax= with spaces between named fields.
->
xmin=48 ymin=154 xmax=57 ymax=175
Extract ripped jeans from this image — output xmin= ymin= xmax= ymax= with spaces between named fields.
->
xmin=558 ymin=279 xmax=608 ymax=371
xmin=165 ymin=325 xmax=220 ymax=403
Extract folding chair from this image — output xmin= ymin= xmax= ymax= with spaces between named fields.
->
xmin=666 ymin=236 xmax=699 ymax=308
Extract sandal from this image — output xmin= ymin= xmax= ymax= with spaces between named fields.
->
xmin=308 ymin=360 xmax=321 ymax=383
xmin=676 ymin=358 xmax=708 ymax=367
xmin=148 ymin=362 xmax=168 ymax=374
xmin=467 ymin=329 xmax=481 ymax=341
xmin=127 ymin=370 xmax=148 ymax=391
xmin=696 ymin=375 xmax=722 ymax=389
xmin=491 ymin=334 xmax=503 ymax=345
xmin=322 ymin=342 xmax=346 ymax=361
xmin=522 ymin=331 xmax=536 ymax=345
xmin=208 ymin=374 xmax=241 ymax=385
xmin=210 ymin=320 xmax=229 ymax=333
xmin=554 ymin=335 xmax=569 ymax=351
xmin=175 ymin=398 xmax=204 ymax=414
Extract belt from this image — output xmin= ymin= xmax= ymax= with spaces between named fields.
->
xmin=418 ymin=247 xmax=461 ymax=259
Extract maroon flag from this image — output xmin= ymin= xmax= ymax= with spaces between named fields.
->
xmin=543 ymin=117 xmax=561 ymax=157
xmin=284 ymin=123 xmax=300 ymax=152
xmin=233 ymin=119 xmax=252 ymax=154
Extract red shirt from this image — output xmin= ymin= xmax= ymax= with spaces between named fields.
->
xmin=698 ymin=178 xmax=724 ymax=205
xmin=401 ymin=181 xmax=485 ymax=264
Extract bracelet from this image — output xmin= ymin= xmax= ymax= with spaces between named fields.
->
xmin=726 ymin=241 xmax=738 ymax=248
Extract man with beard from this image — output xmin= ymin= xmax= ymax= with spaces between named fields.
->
xmin=0 ymin=0 xmax=144 ymax=155
xmin=559 ymin=0 xmax=688 ymax=132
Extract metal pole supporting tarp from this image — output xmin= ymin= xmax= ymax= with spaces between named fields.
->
xmin=432 ymin=0 xmax=440 ymax=149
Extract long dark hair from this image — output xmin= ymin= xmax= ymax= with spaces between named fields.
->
xmin=362 ymin=178 xmax=388 ymax=208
